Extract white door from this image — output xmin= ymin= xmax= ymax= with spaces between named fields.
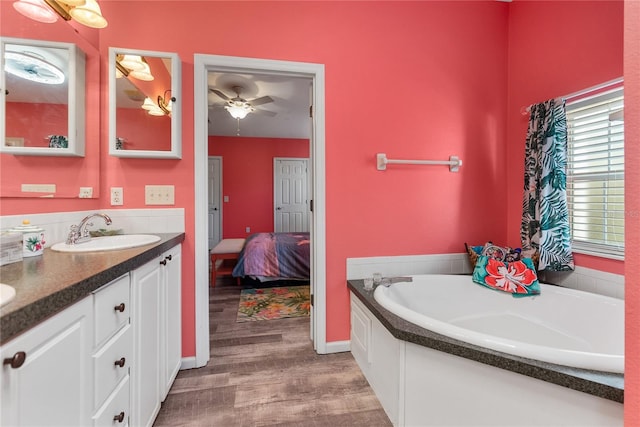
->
xmin=274 ymin=158 xmax=309 ymax=233
xmin=208 ymin=157 xmax=222 ymax=249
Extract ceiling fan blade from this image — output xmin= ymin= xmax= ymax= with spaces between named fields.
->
xmin=209 ymin=88 xmax=230 ymax=101
xmin=253 ymin=108 xmax=277 ymax=117
xmin=249 ymin=95 xmax=273 ymax=107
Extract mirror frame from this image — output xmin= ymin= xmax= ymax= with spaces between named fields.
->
xmin=108 ymin=47 xmax=181 ymax=159
xmin=0 ymin=37 xmax=86 ymax=157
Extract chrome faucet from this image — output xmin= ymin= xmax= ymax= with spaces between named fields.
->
xmin=380 ymin=276 xmax=413 ymax=287
xmin=66 ymin=213 xmax=112 ymax=245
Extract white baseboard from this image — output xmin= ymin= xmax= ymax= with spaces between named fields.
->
xmin=325 ymin=340 xmax=350 ymax=354
xmin=180 ymin=356 xmax=199 ymax=370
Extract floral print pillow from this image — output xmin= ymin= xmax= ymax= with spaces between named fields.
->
xmin=472 ymin=255 xmax=540 ymax=298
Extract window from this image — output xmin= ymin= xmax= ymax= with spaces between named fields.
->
xmin=566 ymin=84 xmax=624 ymax=260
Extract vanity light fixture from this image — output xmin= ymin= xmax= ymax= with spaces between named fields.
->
xmin=4 ymin=51 xmax=65 ymax=85
xmin=68 ymin=0 xmax=107 ymax=28
xmin=118 ymin=55 xmax=146 ymax=72
xmin=12 ymin=0 xmax=108 ymax=28
xmin=127 ymin=61 xmax=154 ymax=81
xmin=225 ymin=102 xmax=254 ymax=119
xmin=157 ymin=90 xmax=174 ymax=115
xmin=141 ymin=97 xmax=165 ymax=116
xmin=115 ymin=55 xmax=154 ymax=81
xmin=12 ymin=0 xmax=58 ymax=23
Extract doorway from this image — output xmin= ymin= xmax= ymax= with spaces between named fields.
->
xmin=193 ymin=54 xmax=327 ymax=367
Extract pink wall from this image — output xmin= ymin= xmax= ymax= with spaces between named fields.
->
xmin=624 ymin=0 xmax=640 ymax=422
xmin=208 ymin=136 xmax=309 ymax=238
xmin=505 ymin=0 xmax=624 ymax=275
xmin=116 ymin=108 xmax=171 ymax=151
xmin=5 ymin=102 xmax=68 ymax=147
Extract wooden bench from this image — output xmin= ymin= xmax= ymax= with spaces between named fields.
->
xmin=210 ymin=238 xmax=245 ymax=286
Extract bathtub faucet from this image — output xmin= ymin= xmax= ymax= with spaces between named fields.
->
xmin=380 ymin=276 xmax=413 ymax=287
xmin=66 ymin=213 xmax=112 ymax=245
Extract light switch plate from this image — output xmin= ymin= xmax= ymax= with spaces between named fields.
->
xmin=21 ymin=183 xmax=56 ymax=193
xmin=145 ymin=185 xmax=175 ymax=205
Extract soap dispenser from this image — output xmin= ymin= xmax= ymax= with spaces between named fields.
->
xmin=10 ymin=220 xmax=46 ymax=257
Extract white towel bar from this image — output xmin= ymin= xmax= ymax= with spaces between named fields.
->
xmin=376 ymin=153 xmax=462 ymax=172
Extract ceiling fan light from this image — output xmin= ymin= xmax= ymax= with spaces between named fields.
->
xmin=4 ymin=51 xmax=65 ymax=84
xmin=128 ymin=61 xmax=154 ymax=81
xmin=68 ymin=0 xmax=107 ymax=28
xmin=13 ymin=0 xmax=59 ymax=23
xmin=225 ymin=103 xmax=251 ymax=119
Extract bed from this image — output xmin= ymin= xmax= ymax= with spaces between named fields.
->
xmin=232 ymin=232 xmax=310 ymax=281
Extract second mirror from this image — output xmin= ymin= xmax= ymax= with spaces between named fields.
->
xmin=109 ymin=48 xmax=181 ymax=159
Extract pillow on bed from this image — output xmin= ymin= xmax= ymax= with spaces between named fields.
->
xmin=472 ymin=255 xmax=540 ymax=297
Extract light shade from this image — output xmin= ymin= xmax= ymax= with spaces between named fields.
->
xmin=4 ymin=51 xmax=65 ymax=84
xmin=68 ymin=0 xmax=107 ymax=28
xmin=13 ymin=0 xmax=58 ymax=23
xmin=141 ymin=97 xmax=165 ymax=116
xmin=225 ymin=103 xmax=252 ymax=119
xmin=55 ymin=0 xmax=86 ymax=5
xmin=119 ymin=54 xmax=145 ymax=71
xmin=128 ymin=61 xmax=154 ymax=81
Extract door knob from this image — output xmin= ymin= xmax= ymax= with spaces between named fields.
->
xmin=276 ymin=207 xmax=282 ymax=210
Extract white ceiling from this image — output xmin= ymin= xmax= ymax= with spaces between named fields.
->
xmin=207 ymin=71 xmax=312 ymax=139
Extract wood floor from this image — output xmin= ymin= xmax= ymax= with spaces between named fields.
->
xmin=154 ymin=276 xmax=392 ymax=427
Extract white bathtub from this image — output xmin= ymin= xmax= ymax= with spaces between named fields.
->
xmin=373 ymin=274 xmax=624 ymax=373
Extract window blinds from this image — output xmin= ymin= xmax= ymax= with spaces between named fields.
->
xmin=566 ymin=87 xmax=624 ymax=258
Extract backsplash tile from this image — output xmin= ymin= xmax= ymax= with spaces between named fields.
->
xmin=0 ymin=209 xmax=184 ymax=248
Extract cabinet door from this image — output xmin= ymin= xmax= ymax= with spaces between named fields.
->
xmin=131 ymin=258 xmax=162 ymax=427
xmin=162 ymin=244 xmax=182 ymax=400
xmin=0 ymin=297 xmax=93 ymax=427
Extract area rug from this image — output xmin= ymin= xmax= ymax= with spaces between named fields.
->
xmin=237 ymin=286 xmax=310 ymax=322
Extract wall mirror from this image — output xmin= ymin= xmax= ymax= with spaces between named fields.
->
xmin=0 ymin=2 xmax=101 ymax=199
xmin=0 ymin=37 xmax=85 ymax=157
xmin=109 ymin=48 xmax=181 ymax=159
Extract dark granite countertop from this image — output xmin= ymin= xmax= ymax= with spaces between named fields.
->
xmin=0 ymin=232 xmax=185 ymax=345
xmin=347 ymin=279 xmax=624 ymax=403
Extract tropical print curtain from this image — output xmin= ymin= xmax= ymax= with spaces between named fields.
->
xmin=520 ymin=98 xmax=574 ymax=271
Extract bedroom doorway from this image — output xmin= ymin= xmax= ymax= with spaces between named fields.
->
xmin=194 ymin=54 xmax=326 ymax=367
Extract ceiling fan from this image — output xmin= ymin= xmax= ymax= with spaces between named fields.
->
xmin=209 ymin=85 xmax=276 ymax=119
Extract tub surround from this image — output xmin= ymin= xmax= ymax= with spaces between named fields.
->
xmin=347 ymin=279 xmax=623 ymax=403
xmin=0 ymin=232 xmax=185 ymax=344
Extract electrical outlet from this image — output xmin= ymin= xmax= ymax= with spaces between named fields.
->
xmin=79 ymin=187 xmax=93 ymax=198
xmin=145 ymin=185 xmax=175 ymax=205
xmin=245 ymin=227 xmax=251 ymax=233
xmin=110 ymin=187 xmax=123 ymax=206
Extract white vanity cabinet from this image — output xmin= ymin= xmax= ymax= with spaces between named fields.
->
xmin=131 ymin=244 xmax=182 ymax=427
xmin=0 ymin=296 xmax=94 ymax=427
xmin=92 ymin=274 xmax=132 ymax=427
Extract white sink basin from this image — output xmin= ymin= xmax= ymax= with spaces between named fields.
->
xmin=51 ymin=234 xmax=161 ymax=253
xmin=0 ymin=284 xmax=16 ymax=307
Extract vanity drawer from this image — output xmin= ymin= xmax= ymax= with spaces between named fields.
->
xmin=93 ymin=375 xmax=130 ymax=427
xmin=94 ymin=324 xmax=132 ymax=410
xmin=94 ymin=274 xmax=130 ymax=346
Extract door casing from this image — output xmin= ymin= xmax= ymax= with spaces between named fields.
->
xmin=193 ymin=54 xmax=327 ymax=367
